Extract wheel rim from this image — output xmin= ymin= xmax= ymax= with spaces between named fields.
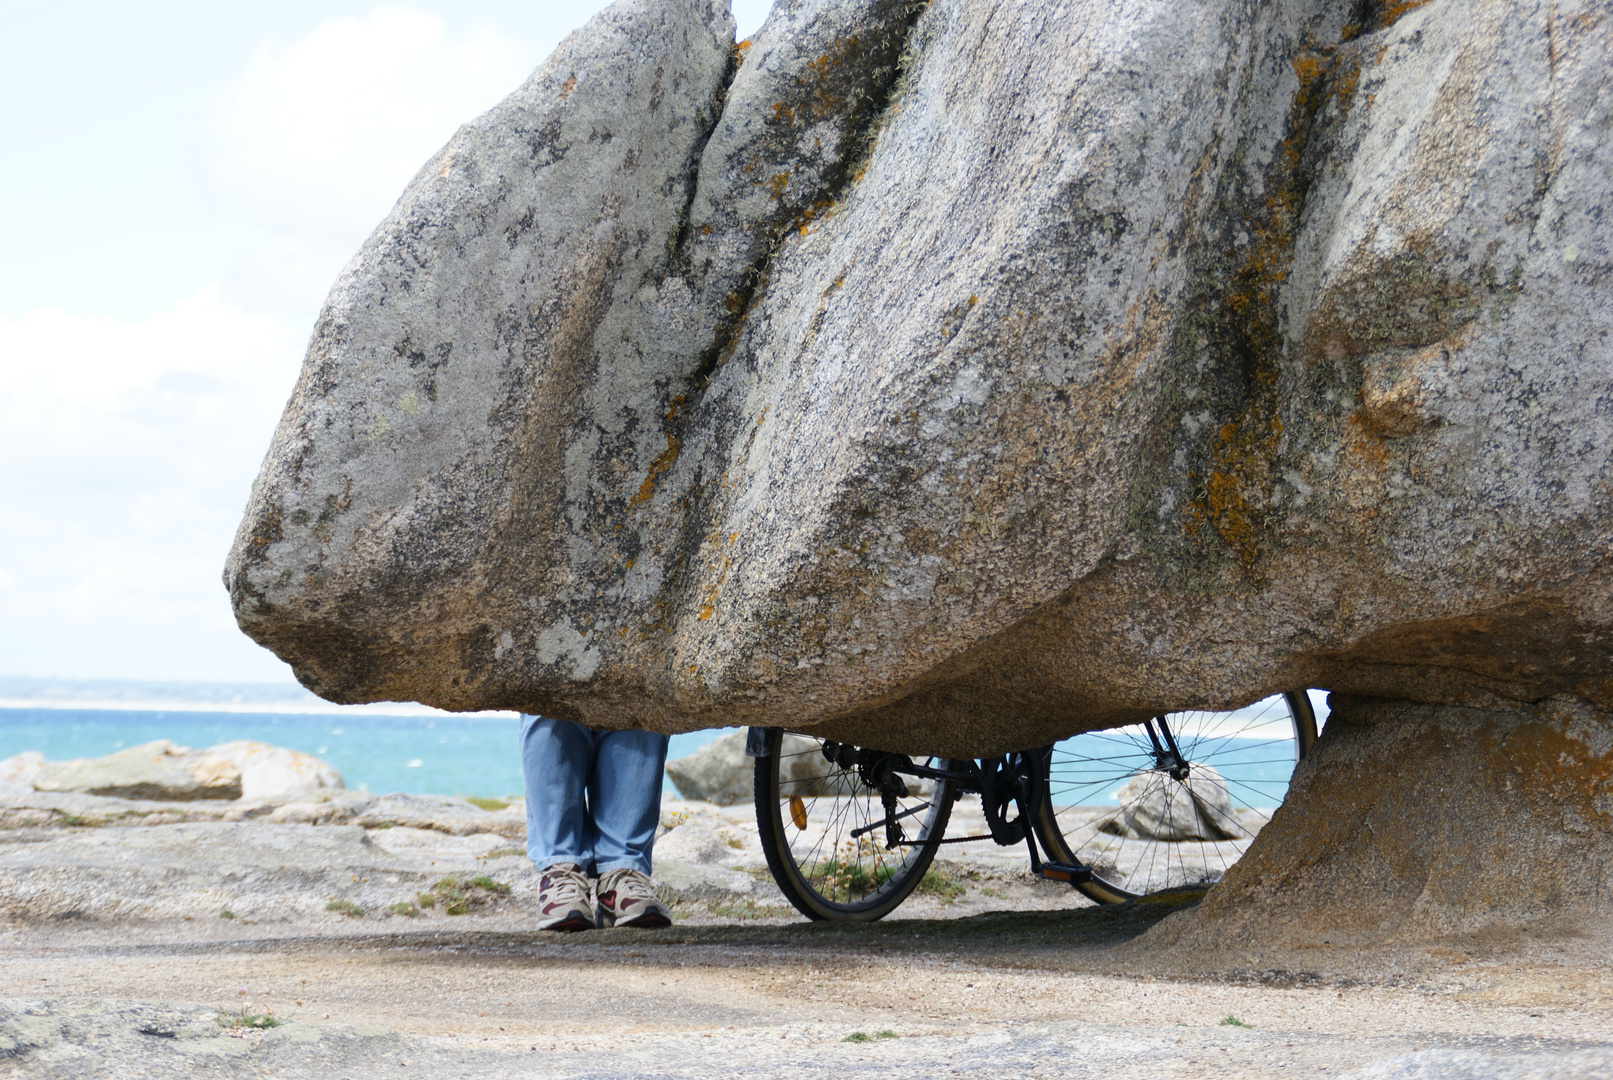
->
xmin=766 ymin=734 xmax=951 ymax=917
xmin=1038 ymin=692 xmax=1317 ymax=902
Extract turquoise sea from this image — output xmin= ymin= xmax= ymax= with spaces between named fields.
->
xmin=0 ymin=709 xmax=733 ymax=798
xmin=0 ymin=691 xmax=1329 ymax=805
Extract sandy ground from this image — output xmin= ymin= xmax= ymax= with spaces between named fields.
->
xmin=5 ymin=896 xmax=1612 ymax=1077
xmin=1 ymin=794 xmax=1611 ymax=1077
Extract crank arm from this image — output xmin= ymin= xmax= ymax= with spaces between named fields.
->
xmin=848 ymin=802 xmax=928 ymax=840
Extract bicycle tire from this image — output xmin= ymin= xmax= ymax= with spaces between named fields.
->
xmin=752 ymin=729 xmax=955 ymax=922
xmin=1033 ymin=691 xmax=1318 ymax=904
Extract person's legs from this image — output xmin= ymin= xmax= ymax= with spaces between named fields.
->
xmin=519 ymin=715 xmax=597 ymax=872
xmin=521 ymin=715 xmax=602 ymax=931
xmin=589 ymin=728 xmax=671 ymax=928
xmin=588 ymin=729 xmax=669 ymax=875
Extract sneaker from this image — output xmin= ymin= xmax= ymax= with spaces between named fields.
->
xmin=535 ymin=862 xmax=595 ymax=931
xmin=595 ymin=868 xmax=671 ymax=928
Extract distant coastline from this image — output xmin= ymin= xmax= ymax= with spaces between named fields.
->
xmin=0 ymin=675 xmax=518 ymax=719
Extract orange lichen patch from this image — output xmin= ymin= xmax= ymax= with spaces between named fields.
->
xmin=629 ymin=394 xmax=689 ymax=509
xmin=1186 ymin=403 xmax=1285 ymax=567
xmin=734 ymin=38 xmax=753 ymax=60
xmin=560 ymin=74 xmax=578 ymax=99
xmin=698 ymin=604 xmax=714 ymax=621
xmin=1334 ymin=65 xmax=1361 ymax=117
xmin=1376 ymin=0 xmax=1435 ymax=28
xmin=1181 ymin=44 xmax=1366 ymax=563
xmin=767 ymin=172 xmax=791 ymax=200
xmin=1486 ymin=718 xmax=1613 ymax=825
xmin=629 ymin=434 xmax=681 ymax=507
xmin=1345 ymin=411 xmax=1392 ymax=468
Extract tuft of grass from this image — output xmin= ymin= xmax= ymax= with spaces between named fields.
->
xmin=706 ymin=899 xmax=792 ymax=921
xmin=1220 ymin=1015 xmax=1251 ymax=1028
xmin=56 ymin=814 xmax=102 ymax=828
xmin=875 ymin=1030 xmax=898 ymax=1039
xmin=465 ymin=797 xmax=510 ymax=812
xmin=388 ymin=902 xmax=422 ymax=918
xmin=843 ymin=1032 xmax=870 ymax=1043
xmin=217 ymin=1011 xmax=280 ymax=1030
xmin=916 ymin=866 xmax=965 ymax=902
xmin=416 ymin=875 xmax=511 ymax=916
xmin=219 ymin=909 xmax=236 ymax=920
xmin=804 ymin=858 xmax=895 ymax=902
xmin=479 ymin=847 xmax=527 ymax=861
xmin=325 ymin=899 xmax=364 ymax=918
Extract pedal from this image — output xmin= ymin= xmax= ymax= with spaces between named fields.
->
xmin=1037 ymin=861 xmax=1093 ymax=885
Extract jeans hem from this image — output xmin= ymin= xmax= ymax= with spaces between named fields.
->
xmin=531 ymin=856 xmax=591 ymax=874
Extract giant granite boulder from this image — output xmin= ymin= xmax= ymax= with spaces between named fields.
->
xmin=228 ymin=0 xmax=1611 ymax=761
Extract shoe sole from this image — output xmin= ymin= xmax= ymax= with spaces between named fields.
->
xmin=538 ymin=913 xmax=597 ymax=932
xmin=597 ymin=907 xmax=671 ymax=929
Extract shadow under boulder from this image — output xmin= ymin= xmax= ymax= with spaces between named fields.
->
xmin=1140 ymin=695 xmax=1613 ymax=954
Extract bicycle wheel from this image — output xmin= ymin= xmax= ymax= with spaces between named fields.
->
xmin=752 ymin=729 xmax=955 ymax=922
xmin=1033 ymin=691 xmax=1318 ymax=904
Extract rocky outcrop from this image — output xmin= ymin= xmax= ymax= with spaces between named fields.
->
xmin=228 ymin=0 xmax=1611 ymax=762
xmin=26 ymin=740 xmax=342 ymax=802
xmin=1143 ymin=695 xmax=1613 ymax=948
xmin=32 ymin=741 xmax=244 ymax=802
xmin=0 ymin=752 xmax=45 ymax=790
xmin=205 ymin=740 xmax=344 ymax=799
xmin=1109 ymin=766 xmax=1245 ymax=843
xmin=664 ymin=730 xmax=840 ymax=804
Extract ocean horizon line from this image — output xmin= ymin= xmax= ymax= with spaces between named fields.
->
xmin=0 ymin=674 xmax=518 ymax=720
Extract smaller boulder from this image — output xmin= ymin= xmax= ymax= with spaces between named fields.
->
xmin=0 ymin=752 xmax=45 ymax=789
xmin=665 ymin=732 xmax=755 ymax=805
xmin=1106 ymin=764 xmax=1246 ymax=842
xmin=665 ymin=731 xmax=869 ymax=805
xmin=205 ymin=741 xmax=343 ymax=799
xmin=32 ymin=740 xmax=241 ymax=802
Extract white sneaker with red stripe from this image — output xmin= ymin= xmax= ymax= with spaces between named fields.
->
xmin=535 ymin=862 xmax=595 ymax=932
xmin=595 ymin=868 xmax=671 ymax=928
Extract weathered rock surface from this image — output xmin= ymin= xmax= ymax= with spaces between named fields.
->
xmin=207 ymin=740 xmax=343 ymax=799
xmin=0 ymin=752 xmax=44 ymax=789
xmin=32 ymin=741 xmax=244 ymax=801
xmin=1142 ymin=695 xmax=1613 ymax=949
xmin=0 ymin=787 xmax=797 ymax=922
xmin=26 ymin=740 xmax=342 ymax=802
xmin=228 ymin=0 xmax=1612 ymax=758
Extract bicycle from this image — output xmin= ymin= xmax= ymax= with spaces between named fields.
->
xmin=747 ymin=692 xmax=1318 ymax=921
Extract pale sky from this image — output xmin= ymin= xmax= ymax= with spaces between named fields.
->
xmin=0 ymin=0 xmax=771 ymax=684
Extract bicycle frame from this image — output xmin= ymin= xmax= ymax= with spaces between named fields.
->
xmin=745 ymin=727 xmax=1094 ymax=887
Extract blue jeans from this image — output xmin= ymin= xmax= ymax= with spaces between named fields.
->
xmin=520 ymin=716 xmax=668 ymax=877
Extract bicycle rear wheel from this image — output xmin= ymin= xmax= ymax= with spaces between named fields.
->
xmin=752 ymin=729 xmax=954 ymax=922
xmin=1033 ymin=691 xmax=1318 ymax=904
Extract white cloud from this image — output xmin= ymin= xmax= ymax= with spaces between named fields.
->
xmin=0 ymin=289 xmax=304 ymax=681
xmin=1 ymin=1 xmax=778 ymax=685
xmin=210 ymin=7 xmax=531 ymax=236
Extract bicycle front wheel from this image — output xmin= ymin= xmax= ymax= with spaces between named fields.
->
xmin=1034 ymin=691 xmax=1318 ymax=904
xmin=752 ymin=729 xmax=954 ymax=922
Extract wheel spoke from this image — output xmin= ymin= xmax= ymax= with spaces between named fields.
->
xmin=1035 ymin=694 xmax=1313 ymax=902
